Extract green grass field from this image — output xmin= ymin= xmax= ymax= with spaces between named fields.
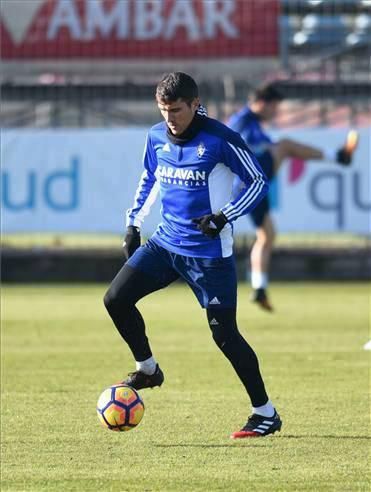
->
xmin=1 ymin=283 xmax=370 ymax=491
xmin=2 ymin=233 xmax=370 ymax=249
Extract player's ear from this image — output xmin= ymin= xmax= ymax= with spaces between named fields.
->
xmin=191 ymin=97 xmax=200 ymax=113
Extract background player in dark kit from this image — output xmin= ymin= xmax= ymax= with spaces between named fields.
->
xmin=228 ymin=84 xmax=357 ymax=311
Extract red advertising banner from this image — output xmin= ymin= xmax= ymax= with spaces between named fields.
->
xmin=1 ymin=0 xmax=279 ymax=59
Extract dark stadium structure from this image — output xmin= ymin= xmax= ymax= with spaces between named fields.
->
xmin=1 ymin=0 xmax=370 ymax=128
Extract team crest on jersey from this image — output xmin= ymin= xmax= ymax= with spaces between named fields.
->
xmin=197 ymin=142 xmax=206 ymax=158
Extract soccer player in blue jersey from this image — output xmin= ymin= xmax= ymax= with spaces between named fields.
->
xmin=104 ymin=72 xmax=282 ymax=438
xmin=228 ymin=85 xmax=357 ymax=311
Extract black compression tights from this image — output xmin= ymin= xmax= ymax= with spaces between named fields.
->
xmin=206 ymin=307 xmax=269 ymax=407
xmin=104 ymin=264 xmax=164 ymax=362
xmin=104 ymin=264 xmax=269 ymax=407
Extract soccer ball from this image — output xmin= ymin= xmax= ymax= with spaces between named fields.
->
xmin=97 ymin=384 xmax=145 ymax=432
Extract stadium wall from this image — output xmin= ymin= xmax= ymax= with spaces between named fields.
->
xmin=2 ymin=127 xmax=370 ymax=235
xmin=2 ymin=246 xmax=370 ymax=283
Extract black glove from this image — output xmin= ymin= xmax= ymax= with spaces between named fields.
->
xmin=336 ymin=147 xmax=352 ymax=166
xmin=123 ymin=226 xmax=141 ymax=260
xmin=336 ymin=130 xmax=358 ymax=166
xmin=192 ymin=211 xmax=228 ymax=239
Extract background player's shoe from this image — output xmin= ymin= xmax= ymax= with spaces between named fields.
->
xmin=231 ymin=410 xmax=282 ymax=438
xmin=122 ymin=364 xmax=164 ymax=390
xmin=251 ymin=288 xmax=273 ymax=312
xmin=336 ymin=130 xmax=359 ymax=166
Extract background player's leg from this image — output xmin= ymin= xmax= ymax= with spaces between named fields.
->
xmin=271 ymin=134 xmax=357 ymax=171
xmin=250 ymin=140 xmax=323 ymax=312
xmin=250 ymin=213 xmax=275 ymax=311
xmin=271 ymin=138 xmax=323 ymax=171
xmin=251 ymin=214 xmax=275 ymax=281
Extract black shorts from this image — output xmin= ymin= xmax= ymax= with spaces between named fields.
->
xmin=250 ymin=195 xmax=270 ymax=227
xmin=249 ymin=150 xmax=274 ymax=227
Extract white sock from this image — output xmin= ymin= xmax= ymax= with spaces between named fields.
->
xmin=324 ymin=149 xmax=337 ymax=163
xmin=136 ymin=356 xmax=157 ymax=375
xmin=253 ymin=400 xmax=275 ymax=418
xmin=251 ymin=271 xmax=268 ymax=290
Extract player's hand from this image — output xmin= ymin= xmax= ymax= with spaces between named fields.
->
xmin=123 ymin=226 xmax=141 ymax=260
xmin=192 ymin=211 xmax=228 ymax=239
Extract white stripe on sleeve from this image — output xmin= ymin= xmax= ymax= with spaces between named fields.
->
xmin=126 ymin=170 xmax=160 ymax=227
xmin=222 ymin=143 xmax=266 ymax=221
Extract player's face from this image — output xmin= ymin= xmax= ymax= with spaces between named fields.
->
xmin=157 ymin=98 xmax=200 ymax=135
xmin=261 ymin=101 xmax=280 ymax=121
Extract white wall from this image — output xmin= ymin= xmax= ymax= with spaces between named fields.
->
xmin=2 ymin=127 xmax=370 ymax=235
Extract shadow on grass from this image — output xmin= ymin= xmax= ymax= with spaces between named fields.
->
xmin=281 ymin=434 xmax=370 ymax=440
xmin=153 ymin=435 xmax=370 ymax=448
xmin=153 ymin=443 xmax=270 ymax=448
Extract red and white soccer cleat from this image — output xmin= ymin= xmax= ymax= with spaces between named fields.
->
xmin=231 ymin=411 xmax=282 ymax=439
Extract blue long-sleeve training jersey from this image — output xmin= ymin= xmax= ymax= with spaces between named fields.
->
xmin=227 ymin=106 xmax=274 ymax=160
xmin=126 ymin=115 xmax=269 ymax=258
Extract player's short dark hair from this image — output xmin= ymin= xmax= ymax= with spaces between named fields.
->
xmin=156 ymin=72 xmax=199 ymax=105
xmin=254 ymin=84 xmax=284 ymax=103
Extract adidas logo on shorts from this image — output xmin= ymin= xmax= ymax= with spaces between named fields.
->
xmin=209 ymin=297 xmax=221 ymax=305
